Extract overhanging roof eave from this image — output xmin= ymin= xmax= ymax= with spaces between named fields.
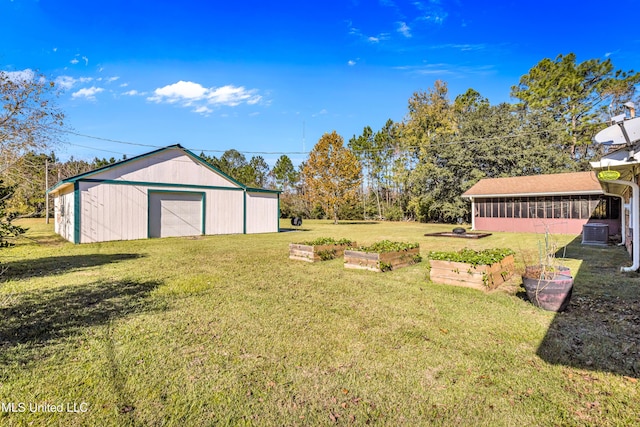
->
xmin=461 ymin=190 xmax=604 ymax=199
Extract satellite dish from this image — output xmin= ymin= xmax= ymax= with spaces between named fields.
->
xmin=593 ymin=116 xmax=640 ymax=145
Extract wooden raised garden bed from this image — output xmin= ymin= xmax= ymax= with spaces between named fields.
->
xmin=428 ymin=248 xmax=515 ymax=291
xmin=344 ymin=240 xmax=421 ymax=272
xmin=289 ymin=238 xmax=355 ymax=262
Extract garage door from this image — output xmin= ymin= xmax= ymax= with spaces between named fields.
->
xmin=148 ymin=191 xmax=204 ymax=238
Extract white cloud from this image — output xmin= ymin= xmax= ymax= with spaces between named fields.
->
xmin=122 ymin=89 xmax=141 ymax=96
xmin=312 ymin=109 xmax=328 ymax=117
xmin=70 ymin=55 xmax=89 ymax=66
xmin=71 ymin=86 xmax=104 ymax=100
xmin=55 ymin=76 xmax=76 ymax=90
xmin=397 ymin=21 xmax=411 ymax=37
xmin=193 ymin=106 xmax=213 ymax=115
xmin=348 ymin=60 xmax=356 ymax=66
xmin=414 ymin=1 xmax=448 ymax=25
xmin=2 ymin=69 xmax=36 ymax=82
xmin=347 ymin=21 xmax=390 ymax=44
xmin=149 ymin=81 xmax=208 ymax=103
xmin=148 ymin=81 xmax=263 ymax=112
xmin=395 ymin=63 xmax=495 ymax=77
xmin=55 ymin=75 xmax=93 ymax=90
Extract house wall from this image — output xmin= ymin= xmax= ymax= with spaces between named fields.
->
xmin=79 ymin=181 xmax=148 ymax=243
xmin=473 ymin=217 xmax=620 ymax=235
xmin=77 ymin=182 xmax=247 ymax=243
xmin=54 ymin=187 xmax=75 ymax=242
xmin=245 ymin=192 xmax=279 ymax=234
xmin=205 ymin=189 xmax=244 ymax=235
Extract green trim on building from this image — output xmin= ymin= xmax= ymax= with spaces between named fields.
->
xmin=73 ymin=181 xmax=80 ymax=244
xmin=80 ymin=178 xmax=244 ymax=192
xmin=245 ymin=187 xmax=282 ymax=194
xmin=243 ymin=190 xmax=247 ymax=234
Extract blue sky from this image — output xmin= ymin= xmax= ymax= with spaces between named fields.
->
xmin=2 ymin=0 xmax=639 ymax=167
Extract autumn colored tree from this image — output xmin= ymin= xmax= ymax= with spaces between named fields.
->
xmin=302 ymin=131 xmax=362 ymax=224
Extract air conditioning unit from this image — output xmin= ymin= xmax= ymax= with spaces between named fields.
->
xmin=582 ymin=223 xmax=609 ymax=246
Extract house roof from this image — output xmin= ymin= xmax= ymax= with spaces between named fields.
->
xmin=47 ymin=144 xmax=280 ymax=195
xmin=461 ymin=171 xmax=604 ymax=198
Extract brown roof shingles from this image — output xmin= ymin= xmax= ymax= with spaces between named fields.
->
xmin=462 ymin=171 xmax=603 ymax=198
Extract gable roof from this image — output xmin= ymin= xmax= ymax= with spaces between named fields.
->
xmin=461 ymin=171 xmax=604 ymax=198
xmin=47 ymin=144 xmax=280 ymax=195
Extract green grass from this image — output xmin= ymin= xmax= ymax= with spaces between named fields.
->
xmin=0 ymin=219 xmax=638 ymax=426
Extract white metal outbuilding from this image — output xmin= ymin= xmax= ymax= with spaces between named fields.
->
xmin=47 ymin=144 xmax=280 ymax=243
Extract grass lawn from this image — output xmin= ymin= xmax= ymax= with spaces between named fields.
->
xmin=0 ymin=219 xmax=638 ymax=426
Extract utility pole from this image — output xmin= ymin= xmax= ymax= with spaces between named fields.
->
xmin=45 ymin=159 xmax=49 ymax=224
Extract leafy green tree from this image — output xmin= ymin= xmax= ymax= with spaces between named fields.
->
xmin=210 ymin=149 xmax=248 ymax=178
xmin=399 ymin=81 xmax=455 ymax=221
xmin=92 ymin=157 xmax=118 ymax=168
xmin=402 ymin=84 xmax=574 ymax=223
xmin=349 ymin=119 xmax=402 ymax=220
xmin=200 ymin=150 xmax=270 ymax=188
xmin=302 ymin=131 xmax=362 ymax=224
xmin=3 ymin=152 xmax=54 ymax=216
xmin=511 ymin=53 xmax=640 ymax=161
xmin=0 ymin=181 xmax=26 ymax=249
xmin=247 ymin=156 xmax=270 ymax=188
xmin=272 ymin=155 xmax=298 ymax=191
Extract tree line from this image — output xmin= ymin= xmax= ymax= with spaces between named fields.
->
xmin=293 ymin=53 xmax=639 ymax=223
xmin=1 ymin=53 xmax=639 ymax=244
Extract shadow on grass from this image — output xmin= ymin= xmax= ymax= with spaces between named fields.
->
xmin=2 ymin=253 xmax=144 ymax=280
xmin=0 ymin=278 xmax=162 ymax=364
xmin=536 ymin=236 xmax=640 ymax=378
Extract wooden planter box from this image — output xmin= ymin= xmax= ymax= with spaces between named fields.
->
xmin=344 ymin=247 xmax=421 ymax=272
xmin=289 ymin=243 xmax=354 ymax=262
xmin=429 ymin=254 xmax=515 ymax=291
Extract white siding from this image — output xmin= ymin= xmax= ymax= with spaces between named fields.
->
xmin=78 ymin=183 xmax=247 ymax=243
xmin=246 ymin=192 xmax=279 ymax=234
xmin=54 ymin=188 xmax=75 ymax=242
xmin=79 ymin=182 xmax=147 ymax=243
xmin=206 ymin=189 xmax=244 ymax=235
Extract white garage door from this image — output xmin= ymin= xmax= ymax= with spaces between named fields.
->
xmin=149 ymin=191 xmax=203 ymax=238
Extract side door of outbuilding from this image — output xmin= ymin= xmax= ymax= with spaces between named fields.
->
xmin=148 ymin=191 xmax=205 ymax=238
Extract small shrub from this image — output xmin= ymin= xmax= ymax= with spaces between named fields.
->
xmin=353 ymin=240 xmax=419 ymax=253
xmin=298 ymin=237 xmax=354 ymax=246
xmin=428 ymin=248 xmax=515 ymax=266
xmin=317 ymin=249 xmax=338 ymax=261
